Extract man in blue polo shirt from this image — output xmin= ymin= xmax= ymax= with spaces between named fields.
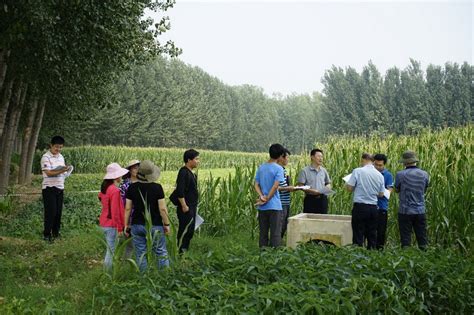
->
xmin=345 ymin=153 xmax=385 ymax=249
xmin=373 ymin=153 xmax=394 ymax=250
xmin=395 ymin=151 xmax=429 ymax=249
xmin=255 ymin=143 xmax=286 ymax=248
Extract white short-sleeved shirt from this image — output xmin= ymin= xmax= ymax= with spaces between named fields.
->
xmin=41 ymin=150 xmax=66 ymax=189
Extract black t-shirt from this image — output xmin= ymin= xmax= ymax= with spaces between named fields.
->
xmin=125 ymin=182 xmax=165 ymax=226
xmin=176 ymin=166 xmax=198 ymax=206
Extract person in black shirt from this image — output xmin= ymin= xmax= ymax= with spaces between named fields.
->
xmin=124 ymin=160 xmax=171 ymax=271
xmin=175 ymin=149 xmax=200 ymax=253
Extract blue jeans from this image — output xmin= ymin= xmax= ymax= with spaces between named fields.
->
xmin=131 ymin=224 xmax=169 ymax=272
xmin=102 ymin=227 xmax=117 ymax=270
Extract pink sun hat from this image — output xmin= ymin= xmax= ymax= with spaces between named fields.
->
xmin=104 ymin=163 xmax=129 ymax=180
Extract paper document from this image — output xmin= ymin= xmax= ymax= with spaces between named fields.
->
xmin=65 ymin=165 xmax=74 ymax=177
xmin=195 ymin=214 xmax=204 ymax=231
xmin=52 ymin=165 xmax=73 ymax=177
xmin=294 ymin=185 xmax=310 ymax=190
xmin=384 ymin=189 xmax=391 ymax=200
xmin=342 ymin=174 xmax=352 ymax=183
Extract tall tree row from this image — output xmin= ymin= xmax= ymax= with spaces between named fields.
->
xmin=39 ymin=57 xmax=322 ymax=154
xmin=321 ymin=59 xmax=472 ymax=137
xmin=38 ymin=57 xmax=470 ymax=155
xmin=0 ymin=0 xmax=180 ymax=194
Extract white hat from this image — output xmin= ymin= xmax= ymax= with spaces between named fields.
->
xmin=104 ymin=163 xmax=129 ymax=180
xmin=126 ymin=159 xmax=140 ymax=169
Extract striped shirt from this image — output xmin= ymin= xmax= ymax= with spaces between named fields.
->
xmin=41 ymin=150 xmax=66 ymax=189
xmin=395 ymin=166 xmax=429 ymax=215
xmin=279 ymin=167 xmax=291 ymax=206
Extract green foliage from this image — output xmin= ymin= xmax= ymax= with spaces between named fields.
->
xmin=321 ymin=60 xmax=472 ymax=137
xmin=89 ymin=243 xmax=473 ymax=314
xmin=0 ymin=194 xmax=15 ymax=216
xmin=1 ymin=127 xmax=473 ymax=313
xmin=33 ymin=146 xmax=268 ymax=174
xmin=38 ymin=56 xmax=322 ymax=153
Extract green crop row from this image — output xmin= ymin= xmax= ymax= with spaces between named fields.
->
xmin=32 ymin=146 xmax=267 ymax=174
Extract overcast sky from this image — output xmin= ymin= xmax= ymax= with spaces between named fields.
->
xmin=150 ymin=0 xmax=472 ymax=96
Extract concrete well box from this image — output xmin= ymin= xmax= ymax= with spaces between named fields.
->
xmin=287 ymin=213 xmax=353 ymax=248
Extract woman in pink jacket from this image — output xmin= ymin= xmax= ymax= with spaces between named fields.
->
xmin=98 ymin=163 xmax=129 ymax=270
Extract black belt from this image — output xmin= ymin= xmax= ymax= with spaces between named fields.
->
xmin=354 ymin=202 xmax=377 ymax=207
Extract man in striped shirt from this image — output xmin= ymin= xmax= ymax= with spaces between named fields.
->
xmin=41 ymin=136 xmax=72 ymax=242
xmin=395 ymin=151 xmax=429 ymax=249
xmin=277 ymin=148 xmax=295 ymax=238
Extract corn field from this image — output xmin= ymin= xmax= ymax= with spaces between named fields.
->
xmin=198 ymin=126 xmax=473 ymax=251
xmin=33 ymin=146 xmax=267 ymax=173
xmin=30 ymin=126 xmax=472 ymax=250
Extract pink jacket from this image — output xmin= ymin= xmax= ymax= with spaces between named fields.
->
xmin=98 ymin=185 xmax=125 ymax=232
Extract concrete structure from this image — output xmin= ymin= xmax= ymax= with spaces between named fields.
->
xmin=287 ymin=213 xmax=353 ymax=248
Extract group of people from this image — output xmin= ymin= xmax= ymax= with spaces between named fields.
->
xmin=41 ymin=136 xmax=429 ymax=272
xmin=98 ymin=149 xmax=201 ymax=271
xmin=41 ymin=136 xmax=200 ymax=271
xmin=255 ymin=144 xmax=429 ymax=250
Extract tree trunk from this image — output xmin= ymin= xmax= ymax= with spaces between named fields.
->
xmin=14 ymin=134 xmax=21 ymax=154
xmin=18 ymin=96 xmax=39 ymax=184
xmin=0 ymin=49 xmax=9 ymax=92
xmin=0 ymin=78 xmax=14 ymax=140
xmin=24 ymin=98 xmax=46 ymax=185
xmin=0 ymin=81 xmax=25 ymax=194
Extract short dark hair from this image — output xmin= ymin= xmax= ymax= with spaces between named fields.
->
xmin=51 ymin=135 xmax=65 ymax=145
xmin=373 ymin=153 xmax=388 ymax=164
xmin=269 ymin=143 xmax=285 ymax=159
xmin=361 ymin=152 xmax=374 ymax=161
xmin=310 ymin=148 xmax=323 ymax=156
xmin=183 ymin=149 xmax=199 ymax=163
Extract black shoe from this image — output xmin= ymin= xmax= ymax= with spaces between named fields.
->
xmin=43 ymin=235 xmax=53 ymax=243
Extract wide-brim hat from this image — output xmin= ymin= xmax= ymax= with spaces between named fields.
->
xmin=126 ymin=159 xmax=140 ymax=169
xmin=399 ymin=150 xmax=419 ymax=164
xmin=137 ymin=160 xmax=160 ymax=183
xmin=104 ymin=163 xmax=129 ymax=180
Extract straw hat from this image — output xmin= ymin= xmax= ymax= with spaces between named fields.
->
xmin=104 ymin=163 xmax=129 ymax=180
xmin=137 ymin=160 xmax=160 ymax=183
xmin=126 ymin=159 xmax=140 ymax=169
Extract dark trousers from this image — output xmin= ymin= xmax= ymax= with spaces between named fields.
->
xmin=42 ymin=187 xmax=64 ymax=237
xmin=398 ymin=213 xmax=428 ymax=249
xmin=303 ymin=195 xmax=328 ymax=214
xmin=258 ymin=210 xmax=282 ymax=248
xmin=376 ymin=210 xmax=388 ymax=250
xmin=281 ymin=204 xmax=290 ymax=238
xmin=177 ymin=205 xmax=196 ymax=253
xmin=351 ymin=203 xmax=378 ymax=249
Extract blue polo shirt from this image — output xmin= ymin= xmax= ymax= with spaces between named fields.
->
xmin=395 ymin=166 xmax=429 ymax=215
xmin=255 ymin=162 xmax=285 ymax=211
xmin=377 ymin=169 xmax=394 ymax=211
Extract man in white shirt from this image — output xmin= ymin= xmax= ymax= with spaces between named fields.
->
xmin=41 ymin=136 xmax=71 ymax=242
xmin=345 ymin=153 xmax=385 ymax=249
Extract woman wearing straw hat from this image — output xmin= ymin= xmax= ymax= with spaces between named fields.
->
xmin=98 ymin=163 xmax=129 ymax=271
xmin=124 ymin=160 xmax=171 ymax=271
xmin=119 ymin=160 xmax=140 ymax=258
